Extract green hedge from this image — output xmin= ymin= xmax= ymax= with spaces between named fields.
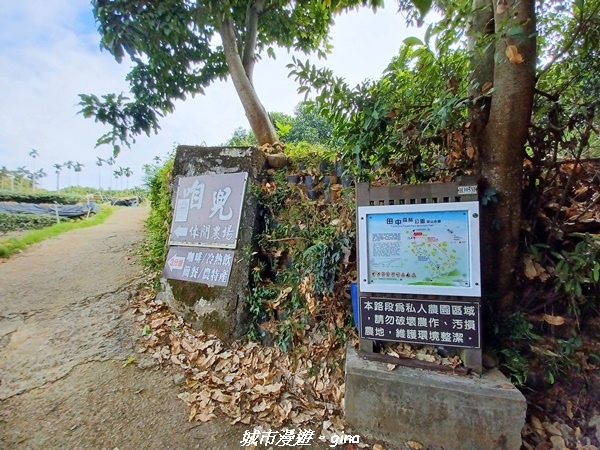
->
xmin=0 ymin=191 xmax=83 ymax=204
xmin=0 ymin=206 xmax=113 ymax=258
xmin=0 ymin=213 xmax=61 ymax=233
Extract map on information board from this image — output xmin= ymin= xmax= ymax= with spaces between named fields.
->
xmin=358 ymin=202 xmax=481 ymax=297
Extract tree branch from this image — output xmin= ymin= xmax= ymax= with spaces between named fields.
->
xmin=467 ymin=0 xmax=495 ymax=152
xmin=534 ymin=88 xmax=559 ymax=102
xmin=242 ymin=0 xmax=265 ymax=83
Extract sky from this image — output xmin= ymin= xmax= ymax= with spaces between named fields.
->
xmin=0 ymin=1 xmax=426 ymax=191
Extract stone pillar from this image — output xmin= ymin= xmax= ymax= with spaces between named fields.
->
xmin=159 ymin=146 xmax=265 ymax=341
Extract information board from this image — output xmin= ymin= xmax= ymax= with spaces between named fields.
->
xmin=168 ymin=172 xmax=248 ymax=249
xmin=359 ymin=297 xmax=481 ymax=348
xmin=162 ymin=246 xmax=235 ymax=286
xmin=358 ymin=202 xmax=481 ymax=297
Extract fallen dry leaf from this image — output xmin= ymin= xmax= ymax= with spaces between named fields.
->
xmin=506 ymin=45 xmax=524 ymax=64
xmin=407 ymin=441 xmax=424 ymax=450
xmin=549 ymin=435 xmax=567 ymax=450
xmin=566 ymin=401 xmax=574 ymax=420
xmin=188 ymin=405 xmax=196 ymax=422
xmin=524 ymin=255 xmax=538 ymax=279
xmin=542 ymin=421 xmax=562 ymax=436
xmin=195 ymin=413 xmax=216 ymax=422
xmin=531 ymin=415 xmax=545 ymax=436
xmin=151 ymin=317 xmax=166 ymax=328
xmin=496 ymin=0 xmax=508 ymax=14
xmin=543 ymin=314 xmax=565 ymax=326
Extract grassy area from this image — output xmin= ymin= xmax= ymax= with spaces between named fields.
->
xmin=0 ymin=206 xmax=116 ymax=258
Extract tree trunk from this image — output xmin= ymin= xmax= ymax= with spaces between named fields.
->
xmin=478 ymin=0 xmax=536 ymax=313
xmin=219 ymin=16 xmax=278 ymax=146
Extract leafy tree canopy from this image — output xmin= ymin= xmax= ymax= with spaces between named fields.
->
xmin=79 ymin=0 xmax=382 ymax=154
xmin=223 ymin=101 xmax=334 ymax=147
xmin=290 ymin=0 xmax=600 ymax=175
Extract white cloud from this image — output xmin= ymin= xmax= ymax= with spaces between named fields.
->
xmin=0 ymin=1 xmax=424 ymax=190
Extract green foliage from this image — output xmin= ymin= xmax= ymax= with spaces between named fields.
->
xmin=497 ymin=312 xmax=541 ymax=342
xmin=249 ymin=170 xmax=355 ymax=350
xmin=269 ymin=112 xmax=294 ymax=138
xmin=223 ymin=101 xmax=336 ymax=151
xmin=550 ymin=234 xmax=600 ymax=314
xmin=247 ymin=263 xmax=279 ymax=318
xmin=302 ymin=237 xmax=348 ymax=297
xmin=141 ymin=156 xmax=174 ymax=276
xmin=499 ymin=348 xmax=529 ymax=387
xmin=557 ymin=332 xmax=584 ymax=358
xmin=0 ymin=191 xmax=83 ymax=205
xmin=0 ymin=213 xmax=64 ymax=234
xmin=223 ymin=127 xmax=258 ymax=147
xmin=284 ymin=141 xmax=335 ymax=170
xmin=288 ymin=42 xmax=471 ymax=181
xmin=285 ymin=102 xmax=334 ymax=146
xmin=0 ymin=207 xmax=114 ymax=259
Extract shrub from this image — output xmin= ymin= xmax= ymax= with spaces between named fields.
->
xmin=0 ymin=213 xmax=61 ymax=234
xmin=141 ymin=157 xmax=174 ymax=275
xmin=0 ymin=191 xmax=83 ymax=204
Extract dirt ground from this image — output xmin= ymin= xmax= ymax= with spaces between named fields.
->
xmin=0 ymin=207 xmax=333 ymax=450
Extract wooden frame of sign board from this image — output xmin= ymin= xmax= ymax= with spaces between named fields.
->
xmin=355 ymin=176 xmax=483 ymax=374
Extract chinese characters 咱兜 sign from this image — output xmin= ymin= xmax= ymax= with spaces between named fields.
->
xmin=163 ymin=246 xmax=235 ymax=287
xmin=359 ymin=297 xmax=480 ymax=348
xmin=168 ymin=172 xmax=248 ymax=249
xmin=358 ymin=202 xmax=481 ymax=297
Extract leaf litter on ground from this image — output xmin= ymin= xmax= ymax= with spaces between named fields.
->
xmin=132 ymin=284 xmax=349 ymax=436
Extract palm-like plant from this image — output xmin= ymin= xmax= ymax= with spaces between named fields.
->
xmin=106 ymin=157 xmax=116 ymax=190
xmin=123 ymin=167 xmax=133 ymax=189
xmin=0 ymin=166 xmax=9 ymax=190
xmin=15 ymin=166 xmax=29 ymax=191
xmin=73 ymin=162 xmax=84 ymax=186
xmin=64 ymin=160 xmax=74 ymax=187
xmin=31 ymin=168 xmax=47 ymax=189
xmin=96 ymin=157 xmax=104 ymax=190
xmin=53 ymin=163 xmax=63 ymax=192
xmin=29 ymin=149 xmax=39 ymax=192
xmin=113 ymin=168 xmax=124 ymax=190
